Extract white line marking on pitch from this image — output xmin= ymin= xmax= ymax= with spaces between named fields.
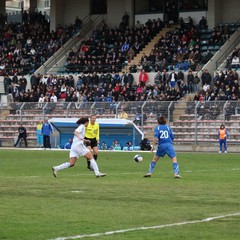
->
xmin=49 ymin=212 xmax=240 ymax=240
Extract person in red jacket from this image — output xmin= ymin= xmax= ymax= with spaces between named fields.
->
xmin=138 ymin=69 xmax=149 ymax=86
xmin=218 ymin=124 xmax=229 ymax=153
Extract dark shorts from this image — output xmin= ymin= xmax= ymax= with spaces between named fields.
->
xmin=84 ymin=137 xmax=98 ymax=148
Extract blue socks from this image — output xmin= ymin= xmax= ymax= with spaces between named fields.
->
xmin=173 ymin=162 xmax=179 ymax=175
xmin=148 ymin=161 xmax=156 ymax=174
xmin=147 ymin=161 xmax=180 ymax=175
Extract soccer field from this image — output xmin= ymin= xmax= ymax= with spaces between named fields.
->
xmin=0 ymin=149 xmax=240 ymax=240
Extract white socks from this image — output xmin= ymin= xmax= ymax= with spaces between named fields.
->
xmin=53 ymin=160 xmax=100 ymax=176
xmin=89 ymin=159 xmax=100 ymax=175
xmin=54 ymin=162 xmax=70 ymax=171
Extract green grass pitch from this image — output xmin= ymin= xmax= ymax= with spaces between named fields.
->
xmin=0 ymin=149 xmax=240 ymax=240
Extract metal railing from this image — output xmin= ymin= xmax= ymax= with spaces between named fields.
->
xmin=1 ymin=100 xmax=240 ymax=145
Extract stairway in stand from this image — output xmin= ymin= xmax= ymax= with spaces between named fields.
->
xmin=126 ymin=25 xmax=177 ymax=68
xmin=172 ymin=94 xmax=195 ymax=122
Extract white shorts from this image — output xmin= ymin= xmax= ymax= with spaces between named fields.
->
xmin=69 ymin=142 xmax=89 ymax=159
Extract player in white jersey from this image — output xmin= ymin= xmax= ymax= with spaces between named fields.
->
xmin=52 ymin=117 xmax=106 ymax=178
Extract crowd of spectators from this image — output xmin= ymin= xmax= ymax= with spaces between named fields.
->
xmin=186 ymin=68 xmax=240 ymax=120
xmin=191 ymin=68 xmax=239 ymax=102
xmin=63 ymin=15 xmax=215 ymax=75
xmin=131 ymin=17 xmax=235 ymax=74
xmin=65 ymin=18 xmax=165 ymax=74
xmin=1 ymin=10 xmax=240 ymax=121
xmin=3 ymin=64 xmax=239 ymax=115
xmin=3 ymin=70 xmax=187 ymax=106
xmin=0 ymin=10 xmax=78 ymax=76
xmin=1 ymin=10 xmax=237 ymax=79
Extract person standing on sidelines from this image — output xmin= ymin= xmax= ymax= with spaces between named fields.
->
xmin=218 ymin=124 xmax=229 ymax=153
xmin=143 ymin=115 xmax=182 ymax=178
xmin=84 ymin=114 xmax=100 ymax=170
xmin=42 ymin=118 xmax=53 ymax=149
xmin=36 ymin=121 xmax=43 ymax=148
xmin=52 ymin=117 xmax=106 ymax=178
xmin=14 ymin=124 xmax=28 ymax=147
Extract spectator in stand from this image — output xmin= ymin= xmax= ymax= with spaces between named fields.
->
xmin=19 ymin=76 xmax=27 ymax=93
xmin=154 ymin=70 xmax=162 ymax=85
xmin=38 ymin=93 xmax=45 ymax=108
xmin=231 ymin=55 xmax=240 ymax=69
xmin=198 ymin=16 xmax=207 ymax=29
xmin=129 ymin=63 xmax=137 ymax=73
xmin=187 ymin=69 xmax=194 ymax=93
xmin=119 ymin=110 xmax=128 ymax=119
xmin=120 ymin=71 xmax=128 ymax=86
xmin=121 ymin=41 xmax=130 ymax=53
xmin=139 ymin=69 xmax=149 ymax=86
xmin=50 ymin=92 xmax=58 ymax=102
xmin=202 ymin=82 xmax=210 ymax=93
xmin=136 ymin=62 xmax=143 ymax=72
xmin=75 ymin=16 xmax=82 ymax=32
xmin=30 ymin=73 xmax=38 ymax=89
xmin=193 ymin=73 xmax=201 ymax=92
xmin=168 ymin=70 xmax=177 ymax=89
xmin=126 ymin=70 xmax=134 ymax=86
xmin=3 ymin=75 xmax=11 ymax=94
xmin=76 ymin=76 xmax=83 ymax=90
xmin=162 ymin=69 xmax=169 ymax=87
xmin=201 ymin=69 xmax=212 ymax=86
xmin=122 ymin=11 xmax=129 ymax=27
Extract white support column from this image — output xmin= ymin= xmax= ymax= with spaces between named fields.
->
xmin=207 ymin=0 xmax=223 ymax=29
xmin=50 ymin=0 xmax=65 ymax=32
xmin=124 ymin=0 xmax=134 ymax=27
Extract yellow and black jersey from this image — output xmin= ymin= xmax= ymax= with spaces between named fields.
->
xmin=85 ymin=122 xmax=99 ymax=141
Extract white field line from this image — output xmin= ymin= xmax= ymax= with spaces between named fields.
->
xmin=49 ymin=212 xmax=240 ymax=240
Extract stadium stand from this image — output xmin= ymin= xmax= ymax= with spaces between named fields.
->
xmin=1 ymin=1 xmax=240 ymax=152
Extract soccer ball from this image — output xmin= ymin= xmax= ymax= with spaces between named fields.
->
xmin=134 ymin=154 xmax=143 ymax=162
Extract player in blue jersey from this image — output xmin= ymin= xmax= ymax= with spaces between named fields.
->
xmin=144 ymin=115 xmax=182 ymax=178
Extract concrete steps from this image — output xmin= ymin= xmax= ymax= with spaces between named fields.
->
xmin=127 ymin=25 xmax=176 ymax=68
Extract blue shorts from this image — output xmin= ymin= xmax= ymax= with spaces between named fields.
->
xmin=156 ymin=143 xmax=176 ymax=159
